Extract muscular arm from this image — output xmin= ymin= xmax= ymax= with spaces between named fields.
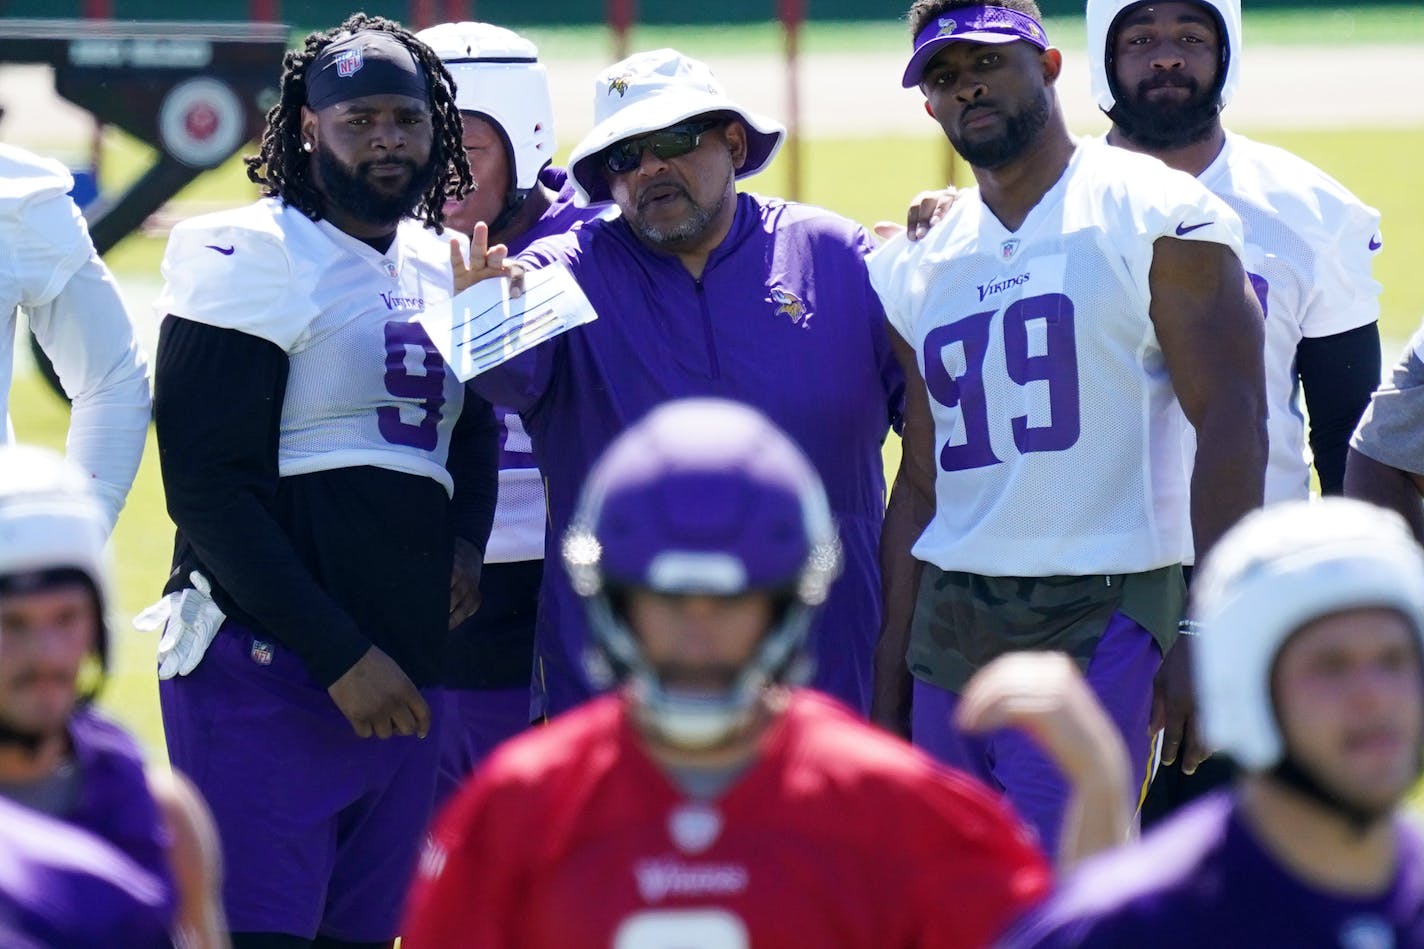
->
xmin=1150 ymin=237 xmax=1267 ymax=772
xmin=1152 ymin=237 xmax=1267 ymax=561
xmin=872 ymin=329 xmax=937 ymax=736
xmin=448 ymin=392 xmax=500 ymax=551
xmin=28 ymin=253 xmax=151 ymax=531
xmin=1345 ymin=448 xmax=1424 ymax=542
xmin=1299 ymin=322 xmax=1381 ymax=495
xmin=154 ymin=316 xmax=370 ymax=687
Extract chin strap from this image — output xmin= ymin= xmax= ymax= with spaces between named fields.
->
xmin=1268 ymin=754 xmax=1394 ymax=835
xmin=489 ymin=188 xmax=532 ymax=238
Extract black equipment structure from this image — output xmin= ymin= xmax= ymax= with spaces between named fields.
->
xmin=0 ymin=19 xmax=290 ymax=396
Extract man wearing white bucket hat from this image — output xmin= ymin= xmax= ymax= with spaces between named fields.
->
xmin=456 ymin=49 xmax=905 ymax=725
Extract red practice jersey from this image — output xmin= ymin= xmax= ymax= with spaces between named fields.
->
xmin=403 ymin=690 xmax=1050 ymax=948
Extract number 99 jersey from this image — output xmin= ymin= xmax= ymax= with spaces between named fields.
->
xmin=869 ymin=139 xmax=1244 ymax=577
xmin=154 ymin=197 xmax=466 ymax=493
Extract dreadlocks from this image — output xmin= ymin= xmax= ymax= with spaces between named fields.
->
xmin=245 ymin=13 xmax=472 ymax=230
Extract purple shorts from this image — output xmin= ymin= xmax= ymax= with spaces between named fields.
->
xmin=435 ymin=687 xmax=533 ymax=809
xmin=159 ymin=622 xmax=443 ymax=941
xmin=911 ymin=612 xmax=1161 ymax=860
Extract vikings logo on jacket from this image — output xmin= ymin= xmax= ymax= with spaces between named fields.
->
xmin=770 ymin=286 xmax=812 ymax=328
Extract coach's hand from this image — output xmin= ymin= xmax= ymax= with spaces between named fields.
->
xmin=328 ymin=646 xmax=431 ymax=740
xmin=1152 ymin=635 xmax=1207 ymax=775
xmin=875 ymin=187 xmax=960 ymax=244
xmin=451 ymin=221 xmax=524 ymax=297
xmin=449 ymin=537 xmax=483 ymax=629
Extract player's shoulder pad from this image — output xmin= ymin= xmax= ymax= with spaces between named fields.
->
xmin=1223 ymin=133 xmax=1381 ymax=248
xmin=155 ymin=200 xmax=316 ymax=351
xmin=1086 ymin=140 xmax=1245 ymax=255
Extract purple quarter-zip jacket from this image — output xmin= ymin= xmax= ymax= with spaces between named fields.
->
xmin=471 ymin=191 xmax=904 ymax=719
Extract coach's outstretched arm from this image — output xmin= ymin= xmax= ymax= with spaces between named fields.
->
xmin=872 ymin=329 xmax=937 ymax=737
xmin=1150 ymin=236 xmax=1268 ymax=774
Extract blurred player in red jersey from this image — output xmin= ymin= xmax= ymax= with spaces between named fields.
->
xmin=403 ymin=397 xmax=1133 ymax=948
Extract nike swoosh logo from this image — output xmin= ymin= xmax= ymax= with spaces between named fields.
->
xmin=1175 ymin=221 xmax=1212 ymax=236
xmin=1369 ymin=235 xmax=1383 ymax=251
xmin=205 ymin=244 xmax=235 ymax=255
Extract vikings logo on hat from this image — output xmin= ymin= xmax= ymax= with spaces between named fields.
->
xmin=335 ymin=48 xmax=363 ymax=78
xmin=608 ymin=74 xmax=631 ymax=97
xmin=770 ymin=286 xmax=812 ymax=328
xmin=936 ymin=17 xmax=957 ymax=37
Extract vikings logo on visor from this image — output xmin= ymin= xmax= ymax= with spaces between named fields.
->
xmin=608 ymin=74 xmax=631 ymax=97
xmin=901 ymin=5 xmax=1049 ymax=88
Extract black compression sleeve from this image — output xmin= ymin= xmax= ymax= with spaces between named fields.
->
xmin=447 ymin=391 xmax=499 ymax=553
xmin=154 ymin=316 xmax=370 ymax=686
xmin=1298 ymin=321 xmax=1382 ymax=495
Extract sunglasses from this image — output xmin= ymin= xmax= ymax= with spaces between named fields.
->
xmin=601 ymin=121 xmax=721 ymax=175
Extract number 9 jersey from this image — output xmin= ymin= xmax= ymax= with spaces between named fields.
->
xmin=155 ymin=197 xmax=466 ymax=491
xmin=869 ymin=138 xmax=1244 ymax=576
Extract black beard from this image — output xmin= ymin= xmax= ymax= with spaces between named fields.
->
xmin=948 ymin=88 xmax=1052 ymax=171
xmin=315 ymin=145 xmax=437 ymax=228
xmin=1108 ymin=77 xmax=1221 ymax=151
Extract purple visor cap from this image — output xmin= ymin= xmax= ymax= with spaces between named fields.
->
xmin=901 ymin=6 xmax=1050 ymax=87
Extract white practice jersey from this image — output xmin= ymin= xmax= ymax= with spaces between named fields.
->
xmin=155 ymin=198 xmax=466 ymax=494
xmin=1196 ymin=132 xmax=1382 ymax=502
xmin=870 ymin=139 xmax=1244 ymax=576
xmin=1 ymin=144 xmax=149 ymax=530
xmin=489 ymin=406 xmax=544 ymax=563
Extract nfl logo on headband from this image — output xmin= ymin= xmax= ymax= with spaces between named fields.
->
xmin=335 ymin=48 xmax=363 ymax=78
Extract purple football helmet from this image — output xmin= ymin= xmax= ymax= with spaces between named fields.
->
xmin=563 ymin=397 xmax=842 ymax=748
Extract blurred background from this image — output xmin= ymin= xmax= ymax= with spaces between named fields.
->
xmin=2 ymin=0 xmax=1421 ymax=763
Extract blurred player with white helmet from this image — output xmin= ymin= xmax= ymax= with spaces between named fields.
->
xmin=1003 ymin=497 xmax=1424 ymax=946
xmin=0 ymin=443 xmax=226 ymax=947
xmin=403 ymin=397 xmax=1138 ymax=947
xmin=870 ymin=0 xmax=1265 ymax=861
xmin=415 ymin=20 xmax=610 ymax=802
xmin=1080 ymin=0 xmax=1385 ymax=821
xmin=1 ymin=144 xmax=150 ymax=533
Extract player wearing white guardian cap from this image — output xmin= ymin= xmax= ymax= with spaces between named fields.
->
xmin=1003 ymin=498 xmax=1424 ymax=947
xmin=1086 ymin=0 xmax=1386 ymax=826
xmin=417 ymin=21 xmax=613 ymax=802
xmin=416 ymin=22 xmax=556 ymax=234
xmin=1087 ymin=0 xmax=1382 ymax=508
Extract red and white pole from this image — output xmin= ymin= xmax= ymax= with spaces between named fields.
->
xmin=777 ymin=0 xmax=805 ymax=201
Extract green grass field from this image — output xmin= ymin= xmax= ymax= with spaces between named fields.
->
xmin=9 ymin=7 xmax=1424 ymax=763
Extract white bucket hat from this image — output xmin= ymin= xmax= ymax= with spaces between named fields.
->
xmin=567 ymin=48 xmax=785 ymax=207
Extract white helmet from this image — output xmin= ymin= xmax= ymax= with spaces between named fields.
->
xmin=1192 ymin=498 xmax=1424 ymax=771
xmin=1086 ymin=0 xmax=1242 ymax=114
xmin=0 ymin=444 xmax=112 ymax=668
xmin=416 ymin=21 xmax=556 ymax=194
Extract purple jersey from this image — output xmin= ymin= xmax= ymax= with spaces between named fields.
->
xmin=471 ymin=192 xmax=904 ymax=719
xmin=67 ymin=708 xmax=175 ymax=908
xmin=1002 ymin=791 xmax=1424 ymax=948
xmin=0 ymin=796 xmax=170 ymax=947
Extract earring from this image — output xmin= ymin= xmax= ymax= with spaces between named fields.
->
xmin=302 ymin=140 xmax=314 ymax=153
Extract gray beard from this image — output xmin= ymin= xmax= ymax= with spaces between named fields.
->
xmin=628 ymin=187 xmax=726 ymax=248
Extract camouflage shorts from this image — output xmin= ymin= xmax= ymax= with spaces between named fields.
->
xmin=906 ymin=565 xmax=1185 ymax=693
